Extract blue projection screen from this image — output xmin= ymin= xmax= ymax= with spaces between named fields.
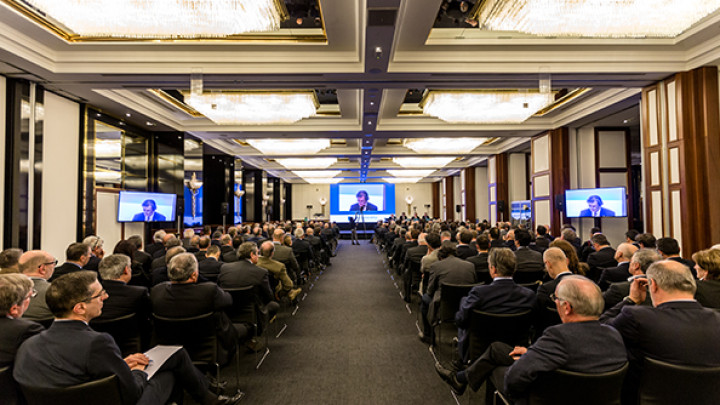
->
xmin=565 ymin=187 xmax=627 ymax=218
xmin=329 ymin=183 xmax=395 ymax=222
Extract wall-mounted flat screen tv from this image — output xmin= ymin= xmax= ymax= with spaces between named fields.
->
xmin=118 ymin=191 xmax=177 ymax=222
xmin=565 ymin=187 xmax=627 ymax=218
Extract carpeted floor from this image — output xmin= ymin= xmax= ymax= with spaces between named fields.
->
xmin=224 ymin=239 xmax=459 ymax=404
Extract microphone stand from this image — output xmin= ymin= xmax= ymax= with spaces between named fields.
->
xmin=360 ymin=205 xmax=368 ymax=242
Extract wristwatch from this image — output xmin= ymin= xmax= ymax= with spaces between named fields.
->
xmin=623 ymin=296 xmax=638 ymax=305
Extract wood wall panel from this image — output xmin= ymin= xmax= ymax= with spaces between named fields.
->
xmin=531 ymin=128 xmax=569 ymax=233
xmin=432 ymin=181 xmax=440 ymax=219
xmin=464 ymin=168 xmax=476 ymax=221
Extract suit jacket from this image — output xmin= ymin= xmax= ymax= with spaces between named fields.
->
xmin=0 ymin=317 xmax=43 ymax=368
xmin=490 ymin=239 xmax=506 ymax=250
xmin=598 ymin=262 xmax=631 ymax=290
xmin=426 ymin=256 xmax=476 ymax=322
xmin=13 ymin=321 xmax=147 ymax=405
xmin=198 ymin=257 xmax=223 ymax=281
xmin=503 ymin=321 xmax=627 ymax=401
xmin=272 ymin=243 xmax=300 ymax=280
xmin=83 ymin=256 xmax=101 ymax=272
xmin=420 ymin=249 xmax=439 ymax=273
xmin=349 ymin=202 xmax=377 ymax=211
xmin=222 ymin=250 xmax=238 ymax=263
xmin=134 ymin=250 xmax=152 ymax=273
xmin=219 ymin=245 xmax=234 ymax=261
xmin=50 ymin=262 xmax=83 ymax=281
xmin=602 ymin=281 xmax=652 ymax=311
xmin=150 ymin=255 xmax=166 ymax=270
xmin=292 ymin=238 xmax=315 ymax=264
xmin=456 ymin=244 xmax=478 ymax=260
xmin=536 ymin=272 xmax=574 ymax=310
xmin=404 ymin=245 xmax=428 ymax=269
xmin=587 ymin=246 xmax=617 ymax=282
xmin=23 ymin=277 xmax=53 ymax=321
xmin=131 ymin=212 xmax=166 ymax=221
xmin=218 ymin=260 xmax=274 ymax=305
xmin=194 ymin=250 xmax=207 ymax=263
xmin=667 ymin=256 xmax=697 ymax=278
xmin=455 ymin=278 xmax=537 ymax=361
xmin=145 ymin=242 xmax=165 ymax=257
xmin=96 ymin=280 xmax=150 ymax=322
xmin=579 ymin=207 xmax=616 ymax=217
xmin=257 ymin=256 xmax=294 ymax=292
xmin=533 ymin=236 xmax=551 ymax=253
xmin=514 ymin=247 xmax=544 ymax=273
xmin=467 ymin=252 xmax=491 ymax=284
xmin=695 ymin=279 xmax=720 ymax=309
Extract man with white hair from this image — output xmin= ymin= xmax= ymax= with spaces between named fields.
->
xmin=82 ymin=235 xmax=105 ymax=271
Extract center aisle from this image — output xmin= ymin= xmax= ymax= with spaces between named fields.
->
xmin=235 ymin=239 xmax=454 ymax=404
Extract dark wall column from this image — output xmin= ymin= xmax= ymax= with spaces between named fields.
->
xmin=283 ymin=183 xmax=292 ymax=221
xmin=202 ymin=147 xmax=234 ymax=227
xmin=242 ymin=169 xmax=264 ymax=223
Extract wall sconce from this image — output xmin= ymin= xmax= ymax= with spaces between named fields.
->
xmin=405 ymin=195 xmax=414 ymax=214
xmin=319 ymin=197 xmax=327 ymax=216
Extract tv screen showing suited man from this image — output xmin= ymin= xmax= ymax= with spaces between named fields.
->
xmin=337 ymin=184 xmax=385 ymax=213
xmin=564 ymin=187 xmax=627 ymax=218
xmin=117 ymin=191 xmax=177 ymax=222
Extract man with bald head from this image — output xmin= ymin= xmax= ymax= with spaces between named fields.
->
xmin=19 ymin=250 xmax=57 ymax=322
xmin=605 ymin=260 xmax=720 ymax=403
xmin=536 ymin=247 xmax=572 ymax=310
xmin=257 ymin=241 xmax=301 ymax=301
xmin=598 ymin=242 xmax=638 ymax=290
xmin=436 ymin=275 xmax=627 ymax=400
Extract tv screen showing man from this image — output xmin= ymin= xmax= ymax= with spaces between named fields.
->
xmin=349 ymin=190 xmax=378 ymax=212
xmin=579 ymin=195 xmax=615 ymax=218
xmin=132 ymin=199 xmax=167 ymax=222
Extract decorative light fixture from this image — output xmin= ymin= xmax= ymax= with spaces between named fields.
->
xmin=276 ymin=158 xmax=337 ymax=169
xmin=18 ymin=0 xmax=289 ymax=38
xmin=470 ymin=0 xmax=720 ymax=38
xmin=185 ymin=91 xmax=318 ymax=125
xmin=393 ymin=157 xmax=455 ymax=169
xmin=292 ymin=170 xmax=342 ymax=178
xmin=405 ymin=195 xmax=415 ymax=213
xmin=186 ymin=172 xmax=203 ymax=219
xmin=319 ymin=197 xmax=327 ymax=206
xmin=305 ymin=178 xmax=343 ymax=184
xmin=382 ymin=177 xmax=423 ymax=184
xmin=422 ymin=91 xmax=555 ymax=124
xmin=403 ymin=137 xmax=488 ymax=154
xmin=386 ymin=169 xmax=435 ymax=178
xmin=248 ymin=139 xmax=330 ymax=155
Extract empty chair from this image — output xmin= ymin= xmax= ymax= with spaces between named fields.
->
xmin=467 ymin=309 xmax=533 ymax=363
xmin=20 ymin=374 xmax=122 ymax=405
xmin=513 ymin=270 xmax=545 ymax=285
xmin=495 ymin=363 xmax=628 ymax=405
xmin=638 ymin=357 xmax=720 ymax=405
xmin=90 ymin=312 xmax=142 ymax=357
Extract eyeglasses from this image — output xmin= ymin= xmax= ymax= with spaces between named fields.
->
xmin=550 ymin=293 xmax=568 ymax=304
xmin=84 ymin=289 xmax=107 ymax=302
xmin=43 ymin=260 xmax=58 ymax=266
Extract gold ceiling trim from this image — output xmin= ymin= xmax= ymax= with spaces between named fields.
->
xmin=148 ymin=89 xmax=204 ymax=117
xmin=533 ymin=87 xmax=592 ymax=116
xmin=1 ymin=0 xmax=327 ymax=43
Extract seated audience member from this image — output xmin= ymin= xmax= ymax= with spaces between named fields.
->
xmin=605 ymin=260 xmax=720 ymax=404
xmin=186 ymin=235 xmax=201 ymax=253
xmin=181 ymin=228 xmax=195 ymax=248
xmin=536 ymin=248 xmax=573 ymax=310
xmin=211 ymin=231 xmax=223 ymax=247
xmin=219 ymin=235 xmax=234 ymax=261
xmin=257 ymin=241 xmax=301 ymax=301
xmin=272 ymin=229 xmax=300 ymax=283
xmin=0 ymin=273 xmax=44 ymax=368
xmin=488 ymin=228 xmax=505 ymax=250
xmin=549 ymin=239 xmax=587 ymax=276
xmin=127 ymin=235 xmax=152 ymax=277
xmin=19 ymin=250 xmax=56 ymax=322
xmin=306 ymin=227 xmax=329 ymax=266
xmin=579 ymin=227 xmax=601 ymax=262
xmin=151 ymin=254 xmax=237 ymax=366
xmin=14 ymin=271 xmax=244 ymax=405
xmin=533 ymin=225 xmax=551 ymax=253
xmin=456 ymin=230 xmax=478 ymax=260
xmin=292 ymin=228 xmax=315 ymax=279
xmin=0 ymin=248 xmax=23 ymax=274
xmin=145 ymin=230 xmax=167 ymax=257
xmin=598 ymin=242 xmax=638 ymax=290
xmin=402 ymin=232 xmax=429 ymax=298
xmin=151 ymin=236 xmax=182 ymax=271
xmin=466 ymin=234 xmax=490 ymax=283
xmin=455 ymin=248 xmax=536 ymax=364
xmin=586 ymin=234 xmax=617 ymax=282
xmin=625 ymin=229 xmax=640 ymax=248
xmin=150 ymin=246 xmax=186 ymax=286
xmin=198 ymin=245 xmax=223 ymax=282
xmin=692 ymin=248 xmax=720 ymax=309
xmin=560 ymin=227 xmax=582 ymax=253
xmin=82 ymin=235 xmax=104 ymax=271
xmin=96 ymin=254 xmax=151 ymax=341
xmin=602 ymin=249 xmax=661 ymax=312
xmin=51 ymin=242 xmax=91 ymax=281
xmin=195 ymin=236 xmax=211 ymax=262
xmin=419 ymin=242 xmax=476 ymax=344
xmin=635 ymin=233 xmax=657 ymax=249
xmin=436 ymin=275 xmax=626 ymax=399
xmin=113 ymin=239 xmax=149 ymax=286
xmin=656 ymin=237 xmax=696 ymax=277
xmin=513 ymin=229 xmax=544 ymax=274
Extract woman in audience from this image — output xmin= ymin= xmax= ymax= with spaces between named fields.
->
xmin=113 ymin=239 xmax=148 ymax=286
xmin=692 ymin=248 xmax=720 ymax=308
xmin=549 ymin=239 xmax=588 ymax=276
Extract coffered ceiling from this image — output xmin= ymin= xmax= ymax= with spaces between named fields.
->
xmin=2 ymin=0 xmax=720 ymax=183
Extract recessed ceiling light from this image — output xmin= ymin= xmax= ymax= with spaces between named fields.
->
xmin=146 ymin=121 xmax=155 ymax=126
xmin=125 ymin=113 xmax=131 ymax=117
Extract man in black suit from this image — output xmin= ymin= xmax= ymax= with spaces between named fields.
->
xmin=195 ymin=236 xmax=211 ymax=263
xmin=436 ymin=275 xmax=627 ymax=400
xmin=598 ymin=242 xmax=638 ymax=290
xmin=455 ymin=248 xmax=537 ymax=363
xmin=605 ymin=260 xmax=720 ymax=403
xmin=579 ymin=194 xmax=616 ymax=217
xmin=455 ymin=230 xmax=478 ymax=260
xmin=533 ymin=225 xmax=551 ymax=253
xmin=0 ymin=273 xmax=44 ymax=368
xmin=14 ymin=271 xmax=243 ymax=405
xmin=150 ymin=246 xmax=186 ymax=287
xmin=82 ymin=235 xmax=105 ymax=272
xmin=602 ymin=248 xmax=660 ymax=311
xmin=151 ymin=254 xmax=237 ymax=366
xmin=488 ymin=227 xmax=505 ymax=250
xmin=656 ymin=237 xmax=696 ymax=278
xmin=19 ymin=250 xmax=57 ymax=323
xmin=127 ymin=235 xmax=152 ymax=277
xmin=151 ymin=236 xmax=182 ymax=271
xmin=292 ymin=228 xmax=315 ymax=280
xmin=402 ymin=232 xmax=428 ymax=302
xmin=467 ymin=234 xmax=491 ymax=284
xmin=219 ymin=235 xmax=234 ymax=262
xmin=579 ymin=227 xmax=601 ymax=262
xmin=586 ymin=234 xmax=617 ymax=282
xmin=50 ymin=242 xmax=91 ymax=281
xmin=144 ymin=230 xmax=167 ymax=258
xmin=536 ymin=248 xmax=573 ymax=310
xmin=513 ymin=229 xmax=544 ymax=277
xmin=349 ymin=190 xmax=377 ymax=211
xmin=419 ymin=242 xmax=476 ymax=344
xmin=198 ymin=245 xmax=223 ymax=282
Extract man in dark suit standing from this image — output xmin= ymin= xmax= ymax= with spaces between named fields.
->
xmin=605 ymin=260 xmax=720 ymax=403
xmin=602 ymin=248 xmax=660 ymax=311
xmin=455 ymin=248 xmax=537 ymax=363
xmin=586 ymin=234 xmax=617 ymax=282
xmin=198 ymin=245 xmax=223 ymax=282
xmin=436 ymin=276 xmax=627 ymax=400
xmin=513 ymin=229 xmax=544 ymax=277
xmin=598 ymin=242 xmax=638 ymax=290
xmin=0 ymin=273 xmax=44 ymax=368
xmin=51 ymin=242 xmax=91 ymax=281
xmin=151 ymin=254 xmax=237 ymax=366
xmin=14 ymin=271 xmax=244 ymax=405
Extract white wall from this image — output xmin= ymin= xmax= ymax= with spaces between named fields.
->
xmin=291 ymin=183 xmax=330 ymax=219
xmin=475 ymin=167 xmax=489 ymax=221
xmin=41 ymin=92 xmax=80 ymax=261
xmin=452 ymin=175 xmax=461 ymax=221
xmin=395 ymin=182 xmax=433 ymax=217
xmin=0 ymin=77 xmax=5 ymax=248
xmin=508 ymin=153 xmax=527 ymax=202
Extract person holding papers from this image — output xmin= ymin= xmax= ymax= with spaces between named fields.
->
xmin=13 ymin=271 xmax=244 ymax=405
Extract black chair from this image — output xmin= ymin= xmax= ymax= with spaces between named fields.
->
xmin=20 ymin=374 xmax=122 ymax=405
xmin=513 ymin=270 xmax=545 ymax=284
xmin=518 ymin=280 xmax=542 ymax=293
xmin=0 ymin=366 xmax=23 ymax=405
xmin=90 ymin=312 xmax=142 ymax=357
xmin=432 ymin=282 xmax=478 ymax=359
xmin=638 ymin=357 xmax=720 ymax=405
xmin=403 ymin=259 xmax=422 ymax=303
xmin=495 ymin=363 xmax=628 ymax=405
xmin=533 ymin=305 xmax=560 ymax=341
xmin=467 ymin=309 xmax=534 ymax=363
xmin=223 ymin=286 xmax=271 ymax=368
xmin=33 ymin=318 xmax=54 ymax=329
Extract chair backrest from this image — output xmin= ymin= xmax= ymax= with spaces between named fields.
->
xmin=513 ymin=270 xmax=545 ymax=284
xmin=90 ymin=312 xmax=141 ymax=357
xmin=468 ymin=309 xmax=534 ymax=362
xmin=638 ymin=357 xmax=720 ymax=405
xmin=526 ymin=363 xmax=628 ymax=405
xmin=438 ymin=283 xmax=477 ymax=323
xmin=20 ymin=374 xmax=122 ymax=405
xmin=0 ymin=366 xmax=22 ymax=405
xmin=223 ymin=286 xmax=264 ymax=325
xmin=152 ymin=312 xmax=218 ymax=364
xmin=518 ymin=280 xmax=543 ymax=293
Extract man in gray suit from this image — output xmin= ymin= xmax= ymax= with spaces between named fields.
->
xmin=271 ymin=229 xmax=299 ymax=284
